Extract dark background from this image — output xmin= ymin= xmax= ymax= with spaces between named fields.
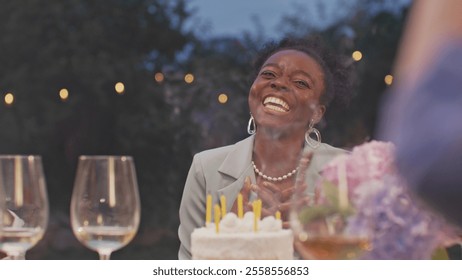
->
xmin=0 ymin=0 xmax=409 ymax=259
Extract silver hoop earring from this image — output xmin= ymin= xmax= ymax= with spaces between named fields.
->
xmin=305 ymin=119 xmax=321 ymax=149
xmin=247 ymin=114 xmax=256 ymax=135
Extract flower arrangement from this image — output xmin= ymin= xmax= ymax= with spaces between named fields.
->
xmin=317 ymin=140 xmax=460 ymax=259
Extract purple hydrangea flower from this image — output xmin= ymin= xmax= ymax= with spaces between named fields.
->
xmin=318 ymin=141 xmax=460 ymax=259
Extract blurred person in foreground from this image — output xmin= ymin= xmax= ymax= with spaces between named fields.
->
xmin=178 ymin=37 xmax=352 ymax=259
xmin=378 ymin=0 xmax=462 ymax=232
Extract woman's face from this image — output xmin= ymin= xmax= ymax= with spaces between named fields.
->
xmin=248 ymin=49 xmax=326 ymax=133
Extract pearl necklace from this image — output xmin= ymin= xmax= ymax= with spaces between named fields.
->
xmin=251 ymin=161 xmax=298 ymax=182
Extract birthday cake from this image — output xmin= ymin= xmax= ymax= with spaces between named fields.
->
xmin=191 ymin=212 xmax=294 ymax=260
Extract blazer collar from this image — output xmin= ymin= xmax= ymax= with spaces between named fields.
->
xmin=217 ymin=135 xmax=340 ymax=178
xmin=218 ymin=135 xmax=254 ymax=179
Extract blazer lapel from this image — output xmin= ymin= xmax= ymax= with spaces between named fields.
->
xmin=217 ymin=135 xmax=256 ymax=211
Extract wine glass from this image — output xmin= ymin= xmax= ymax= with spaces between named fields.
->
xmin=0 ymin=165 xmax=5 ymax=259
xmin=290 ymin=149 xmax=372 ymax=260
xmin=70 ymin=155 xmax=141 ymax=260
xmin=0 ymin=155 xmax=49 ymax=260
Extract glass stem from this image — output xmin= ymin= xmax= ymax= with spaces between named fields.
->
xmin=99 ymin=252 xmax=111 ymax=260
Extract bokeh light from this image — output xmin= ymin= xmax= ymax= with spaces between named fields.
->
xmin=352 ymin=50 xmax=363 ymax=61
xmin=384 ymin=74 xmax=393 ymax=86
xmin=184 ymin=73 xmax=194 ymax=84
xmin=4 ymin=92 xmax=14 ymax=106
xmin=115 ymin=82 xmax=125 ymax=94
xmin=59 ymin=88 xmax=69 ymax=101
xmin=218 ymin=93 xmax=228 ymax=104
xmin=154 ymin=72 xmax=165 ymax=83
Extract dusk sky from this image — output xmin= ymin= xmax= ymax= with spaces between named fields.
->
xmin=188 ymin=0 xmax=350 ymax=39
xmin=188 ymin=0 xmax=410 ymax=39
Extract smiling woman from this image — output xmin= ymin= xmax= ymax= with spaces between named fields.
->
xmin=177 ymin=36 xmax=353 ymax=259
xmin=249 ymin=50 xmax=326 ymax=142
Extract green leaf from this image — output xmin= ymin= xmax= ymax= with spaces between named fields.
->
xmin=431 ymin=247 xmax=449 ymax=260
xmin=298 ymin=181 xmax=355 ymax=224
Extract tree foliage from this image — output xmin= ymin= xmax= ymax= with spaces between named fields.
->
xmin=0 ymin=0 xmax=195 ymax=259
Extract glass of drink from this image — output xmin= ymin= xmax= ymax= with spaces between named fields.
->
xmin=70 ymin=156 xmax=141 ymax=260
xmin=290 ymin=149 xmax=372 ymax=260
xmin=0 ymin=155 xmax=49 ymax=259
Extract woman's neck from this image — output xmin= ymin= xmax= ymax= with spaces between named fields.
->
xmin=252 ymin=129 xmax=305 ymax=175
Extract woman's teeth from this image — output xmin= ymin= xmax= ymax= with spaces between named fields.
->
xmin=263 ymin=96 xmax=290 ymax=112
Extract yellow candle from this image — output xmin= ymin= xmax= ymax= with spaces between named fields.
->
xmin=220 ymin=194 xmax=226 ymax=217
xmin=257 ymin=199 xmax=262 ymax=220
xmin=214 ymin=204 xmax=221 ymax=233
xmin=205 ymin=193 xmax=212 ymax=225
xmin=275 ymin=210 xmax=281 ymax=220
xmin=237 ymin=193 xmax=243 ymax=219
xmin=253 ymin=200 xmax=261 ymax=232
xmin=258 ymin=200 xmax=262 ymax=212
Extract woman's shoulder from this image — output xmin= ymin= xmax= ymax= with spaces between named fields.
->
xmin=194 ymin=144 xmax=235 ymax=161
xmin=318 ymin=142 xmax=349 ymax=155
xmin=310 ymin=142 xmax=348 ymax=168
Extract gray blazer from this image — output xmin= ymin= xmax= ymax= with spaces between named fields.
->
xmin=178 ymin=135 xmax=346 ymax=259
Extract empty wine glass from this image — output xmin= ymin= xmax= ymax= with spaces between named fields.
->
xmin=0 ymin=168 xmax=4 ymax=259
xmin=290 ymin=149 xmax=372 ymax=260
xmin=70 ymin=155 xmax=141 ymax=260
xmin=0 ymin=155 xmax=49 ymax=260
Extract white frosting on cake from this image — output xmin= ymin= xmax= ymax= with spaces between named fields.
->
xmin=191 ymin=212 xmax=294 ymax=260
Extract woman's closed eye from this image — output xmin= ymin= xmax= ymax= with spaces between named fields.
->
xmin=260 ymin=70 xmax=276 ymax=78
xmin=294 ymin=80 xmax=311 ymax=89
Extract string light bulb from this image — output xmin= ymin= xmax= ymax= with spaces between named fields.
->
xmin=352 ymin=50 xmax=363 ymax=61
xmin=115 ymin=82 xmax=125 ymax=95
xmin=154 ymin=72 xmax=164 ymax=83
xmin=4 ymin=92 xmax=14 ymax=106
xmin=59 ymin=88 xmax=69 ymax=101
xmin=184 ymin=73 xmax=194 ymax=84
xmin=384 ymin=74 xmax=393 ymax=86
xmin=218 ymin=93 xmax=228 ymax=104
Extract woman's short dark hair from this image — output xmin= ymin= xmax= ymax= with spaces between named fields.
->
xmin=253 ymin=36 xmax=352 ymax=108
